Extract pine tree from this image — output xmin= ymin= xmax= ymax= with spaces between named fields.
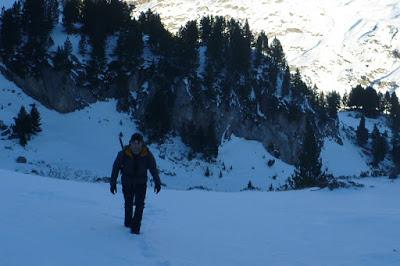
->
xmin=269 ymin=37 xmax=286 ymax=70
xmin=326 ymin=91 xmax=341 ymax=119
xmin=378 ymin=92 xmax=385 ymax=114
xmin=178 ymin=20 xmax=199 ymax=72
xmin=142 ymin=88 xmax=173 ymax=142
xmin=22 ymin=0 xmax=55 ymax=64
xmin=255 ymin=31 xmax=268 ymax=66
xmin=78 ymin=35 xmax=87 ymax=56
xmin=206 ymin=16 xmax=225 ymax=67
xmin=46 ymin=0 xmax=59 ymax=27
xmin=342 ymin=91 xmax=349 ymax=108
xmin=0 ymin=2 xmax=22 ymax=58
xmin=390 ymin=92 xmax=400 ymax=131
xmin=11 ymin=106 xmax=33 ymax=146
xmin=289 ymin=120 xmax=325 ymax=189
xmin=356 ymin=116 xmax=369 ymax=146
xmin=371 ymin=125 xmax=388 ymax=166
xmin=63 ymin=0 xmax=81 ymax=32
xmin=205 ymin=120 xmax=219 ymax=160
xmin=52 ymin=38 xmax=73 ymax=71
xmin=255 ymin=31 xmax=268 ymax=55
xmin=391 ymin=131 xmax=400 ymax=166
xmin=281 ymin=66 xmax=290 ymax=97
xmin=64 ymin=37 xmax=73 ymax=56
xmin=30 ymin=104 xmax=42 ymax=134
xmin=226 ymin=19 xmax=251 ymax=73
xmin=291 ymin=69 xmax=308 ymax=99
xmin=363 ymin=86 xmax=379 ymax=117
xmin=348 ymin=84 xmax=364 ymax=110
xmin=114 ymin=19 xmax=143 ymax=71
xmin=383 ymin=91 xmax=391 ymax=114
xmin=199 ymin=16 xmax=212 ymax=44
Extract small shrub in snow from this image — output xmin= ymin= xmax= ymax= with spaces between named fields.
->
xmin=360 ymin=171 xmax=369 ymax=177
xmin=241 ymin=181 xmax=261 ymax=191
xmin=16 ymin=156 xmax=27 ymax=164
xmin=0 ymin=120 xmax=7 ymax=130
xmin=187 ymin=186 xmax=211 ymax=191
xmin=393 ymin=49 xmax=400 ymax=59
xmin=267 ymin=159 xmax=275 ymax=167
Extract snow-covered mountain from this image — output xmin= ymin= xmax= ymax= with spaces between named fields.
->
xmin=131 ymin=0 xmax=400 ymax=94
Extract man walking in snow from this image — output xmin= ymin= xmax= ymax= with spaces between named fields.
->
xmin=110 ymin=133 xmax=161 ymax=234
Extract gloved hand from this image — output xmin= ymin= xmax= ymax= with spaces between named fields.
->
xmin=154 ymin=183 xmax=161 ymax=194
xmin=110 ymin=184 xmax=117 ymax=195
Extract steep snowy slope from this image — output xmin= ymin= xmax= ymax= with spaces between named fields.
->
xmin=131 ymin=0 xmax=400 ymax=94
xmin=1 ymin=169 xmax=400 ymax=266
xmin=2 ymin=71 xmax=390 ymax=189
xmin=0 ymin=72 xmax=296 ymax=191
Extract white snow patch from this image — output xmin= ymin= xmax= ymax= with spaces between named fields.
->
xmin=1 ymin=169 xmax=400 ymax=266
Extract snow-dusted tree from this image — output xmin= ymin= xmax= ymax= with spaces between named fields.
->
xmin=30 ymin=104 xmax=42 ymax=134
xmin=11 ymin=106 xmax=32 ymax=146
xmin=371 ymin=125 xmax=388 ymax=166
xmin=289 ymin=120 xmax=326 ymax=189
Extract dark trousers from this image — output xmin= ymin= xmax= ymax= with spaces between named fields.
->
xmin=122 ymin=183 xmax=147 ymax=231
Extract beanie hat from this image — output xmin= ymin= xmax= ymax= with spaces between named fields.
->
xmin=130 ymin=133 xmax=144 ymax=143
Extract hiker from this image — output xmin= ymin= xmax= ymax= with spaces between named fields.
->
xmin=110 ymin=133 xmax=161 ymax=234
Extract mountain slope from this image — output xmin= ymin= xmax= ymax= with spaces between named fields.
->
xmin=1 ymin=71 xmax=389 ymax=189
xmin=0 ymin=72 xmax=297 ymax=191
xmin=131 ymin=0 xmax=400 ymax=94
xmin=1 ymin=169 xmax=400 ymax=266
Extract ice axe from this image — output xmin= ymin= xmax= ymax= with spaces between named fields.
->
xmin=119 ymin=136 xmax=124 ymax=149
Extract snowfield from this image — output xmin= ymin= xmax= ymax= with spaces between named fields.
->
xmin=1 ymin=169 xmax=399 ymax=266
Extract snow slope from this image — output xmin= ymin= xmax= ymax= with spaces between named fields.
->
xmin=321 ymin=111 xmax=393 ymax=177
xmin=131 ymin=0 xmax=400 ymax=94
xmin=2 ymin=71 xmax=393 ymax=189
xmin=1 ymin=169 xmax=400 ymax=266
xmin=1 ymin=0 xmax=15 ymax=9
xmin=0 ymin=73 xmax=295 ymax=191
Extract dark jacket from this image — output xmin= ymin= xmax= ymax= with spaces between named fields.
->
xmin=110 ymin=145 xmax=161 ymax=187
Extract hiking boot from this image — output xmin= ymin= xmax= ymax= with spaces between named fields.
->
xmin=131 ymin=227 xmax=140 ymax=235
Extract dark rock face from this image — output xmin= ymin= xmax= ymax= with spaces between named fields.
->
xmin=129 ymin=79 xmax=338 ymax=165
xmin=0 ymin=66 xmax=97 ymax=113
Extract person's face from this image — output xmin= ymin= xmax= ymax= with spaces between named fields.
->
xmin=130 ymin=139 xmax=143 ymax=154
